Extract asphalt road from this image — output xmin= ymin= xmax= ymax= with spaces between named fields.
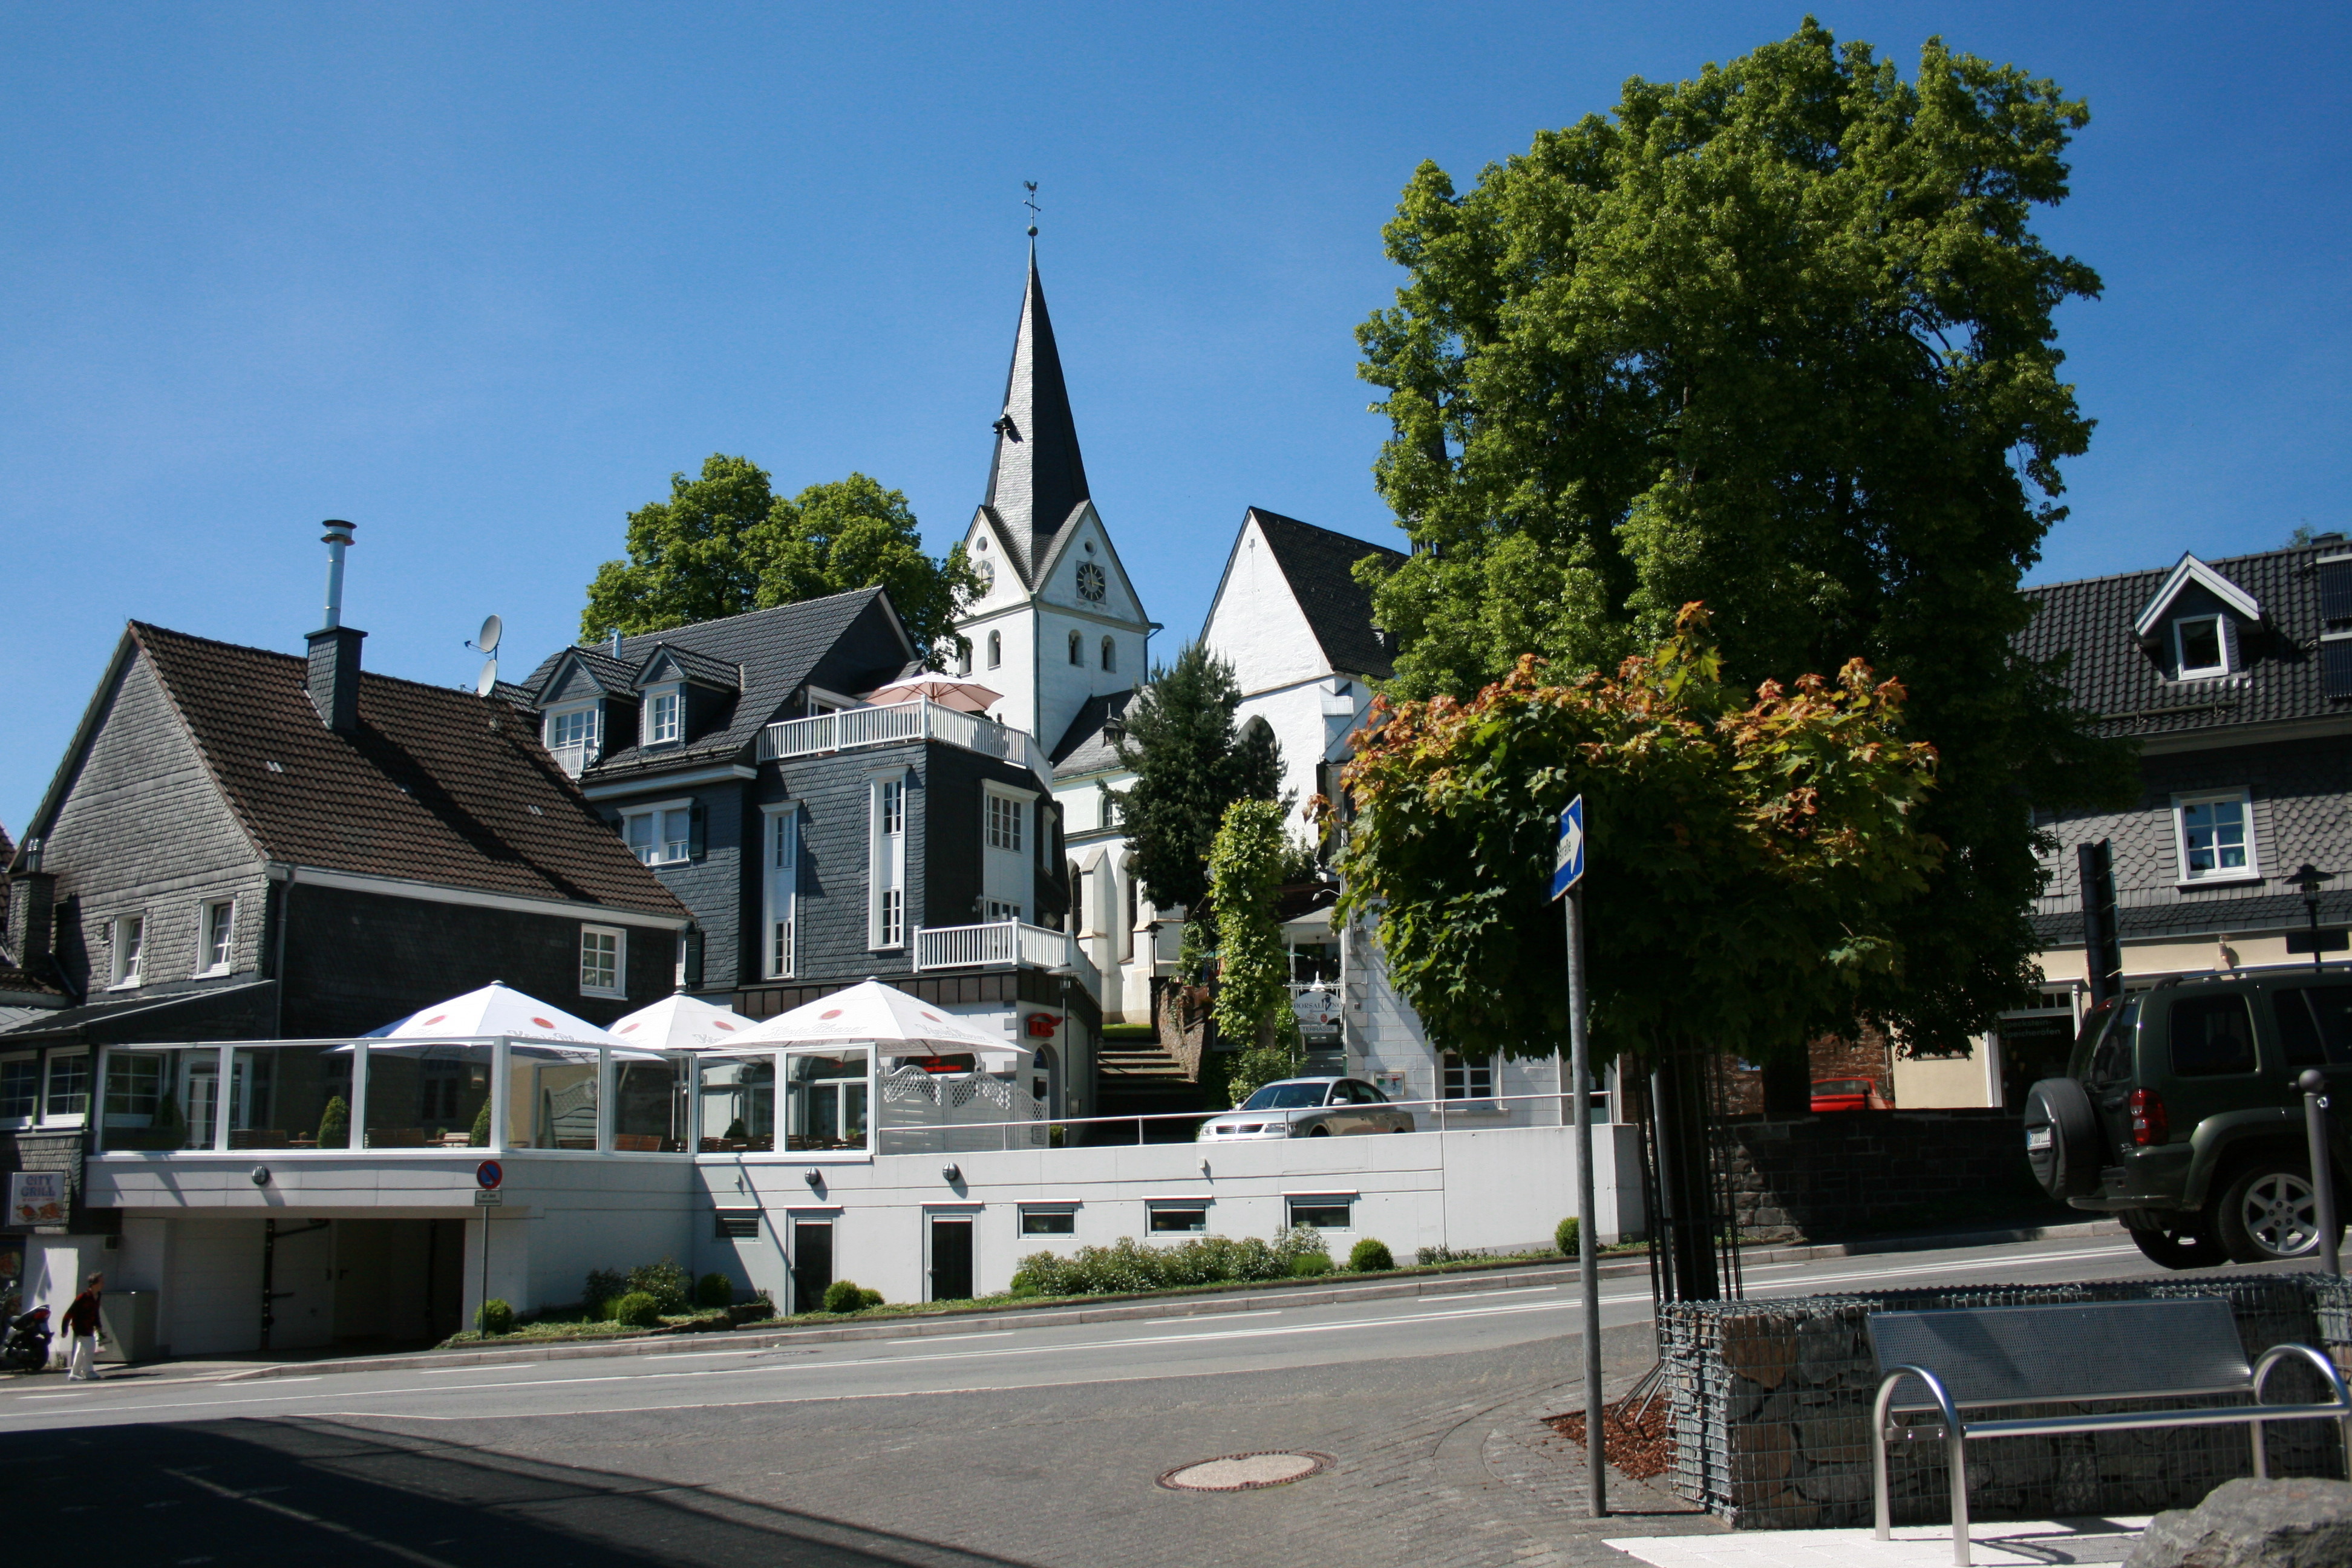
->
xmin=0 ymin=1232 xmax=2313 ymax=1567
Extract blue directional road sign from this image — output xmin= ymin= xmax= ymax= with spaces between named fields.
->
xmin=1551 ymin=795 xmax=1586 ymax=900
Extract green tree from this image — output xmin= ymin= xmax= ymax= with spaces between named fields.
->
xmin=1112 ymin=644 xmax=1285 ymax=913
xmin=1332 ymin=606 xmax=1940 ymax=1068
xmin=1353 ymin=20 xmax=2133 ymax=1052
xmin=581 ymin=457 xmax=981 ymax=667
xmin=1209 ymin=799 xmax=1294 ymax=1051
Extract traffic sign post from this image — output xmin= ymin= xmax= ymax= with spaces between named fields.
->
xmin=474 ymin=1160 xmax=503 ymax=1330
xmin=1552 ymin=795 xmax=1604 ymax=1516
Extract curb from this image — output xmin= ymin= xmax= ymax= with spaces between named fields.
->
xmin=218 ymin=1217 xmax=2124 ymax=1383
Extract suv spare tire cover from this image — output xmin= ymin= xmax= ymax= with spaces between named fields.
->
xmin=2022 ymin=1077 xmax=2103 ymax=1199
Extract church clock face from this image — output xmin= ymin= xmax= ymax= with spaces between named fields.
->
xmin=973 ymin=557 xmax=996 ymax=590
xmin=1075 ymin=561 xmax=1106 ymax=603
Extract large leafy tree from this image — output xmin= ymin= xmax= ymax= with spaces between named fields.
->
xmin=1354 ymin=21 xmax=2133 ymax=1051
xmin=582 ymin=457 xmax=982 ymax=666
xmin=1112 ymin=644 xmax=1284 ymax=913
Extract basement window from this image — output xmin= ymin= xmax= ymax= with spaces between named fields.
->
xmin=1147 ymin=1201 xmax=1209 ymax=1235
xmin=1020 ymin=1206 xmax=1078 ymax=1236
xmin=1287 ymin=1195 xmax=1355 ymax=1232
xmin=714 ymin=1211 xmax=761 ymax=1240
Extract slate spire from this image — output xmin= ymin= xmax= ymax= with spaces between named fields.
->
xmin=982 ymin=249 xmax=1090 ymax=583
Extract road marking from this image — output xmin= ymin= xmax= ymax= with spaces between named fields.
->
xmin=166 ymin=1468 xmax=460 ymax=1568
xmin=1418 ymin=1286 xmax=1555 ymax=1302
xmin=886 ymin=1331 xmax=1014 ymax=1344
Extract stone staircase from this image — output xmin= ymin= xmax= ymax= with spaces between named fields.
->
xmin=1093 ymin=1031 xmax=1220 ymax=1142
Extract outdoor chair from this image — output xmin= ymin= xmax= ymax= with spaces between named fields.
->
xmin=1869 ymin=1298 xmax=2352 ymax=1566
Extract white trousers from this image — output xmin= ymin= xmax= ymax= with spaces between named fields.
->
xmin=65 ymin=1333 xmax=100 ymax=1379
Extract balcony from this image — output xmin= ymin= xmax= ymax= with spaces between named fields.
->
xmin=549 ymin=741 xmax=593 ymax=779
xmin=915 ymin=920 xmax=1100 ymax=1005
xmin=758 ymin=699 xmax=1052 ymax=791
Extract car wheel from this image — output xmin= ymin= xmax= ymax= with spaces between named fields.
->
xmin=2215 ymin=1158 xmax=2341 ymax=1263
xmin=2124 ymin=1216 xmax=2227 ymax=1270
xmin=2021 ymin=1078 xmax=2103 ymax=1198
xmin=1308 ymin=1125 xmax=1331 ymax=1137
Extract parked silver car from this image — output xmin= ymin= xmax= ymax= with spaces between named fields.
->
xmin=1197 ymin=1077 xmax=1416 ymax=1142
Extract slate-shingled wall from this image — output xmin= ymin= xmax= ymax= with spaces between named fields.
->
xmin=38 ymin=652 xmax=270 ymax=996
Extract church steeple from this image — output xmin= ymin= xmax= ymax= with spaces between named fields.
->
xmin=982 ymin=251 xmax=1091 ymax=584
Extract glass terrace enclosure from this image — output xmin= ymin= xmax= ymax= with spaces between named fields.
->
xmin=90 ymin=1037 xmax=1042 ymax=1157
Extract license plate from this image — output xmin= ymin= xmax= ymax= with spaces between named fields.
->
xmin=2025 ymin=1127 xmax=2052 ymax=1150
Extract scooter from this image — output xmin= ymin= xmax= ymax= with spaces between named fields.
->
xmin=2 ymin=1306 xmax=53 ymax=1373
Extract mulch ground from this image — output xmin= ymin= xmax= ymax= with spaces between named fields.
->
xmin=1543 ymin=1396 xmax=1671 ymax=1481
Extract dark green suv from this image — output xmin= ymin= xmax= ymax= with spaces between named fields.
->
xmin=2024 ymin=969 xmax=2351 ymax=1269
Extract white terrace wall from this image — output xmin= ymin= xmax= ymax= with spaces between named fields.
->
xmin=79 ymin=1123 xmax=1642 ymax=1342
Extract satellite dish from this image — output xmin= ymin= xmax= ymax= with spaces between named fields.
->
xmin=477 ymin=614 xmax=503 ymax=655
xmin=475 ymin=658 xmax=498 ymax=698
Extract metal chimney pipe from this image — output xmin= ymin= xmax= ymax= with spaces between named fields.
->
xmin=319 ymin=519 xmax=356 ymax=630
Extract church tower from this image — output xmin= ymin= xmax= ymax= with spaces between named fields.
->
xmin=953 ymin=251 xmax=1154 ymax=754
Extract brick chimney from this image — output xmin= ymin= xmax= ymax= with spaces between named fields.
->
xmin=7 ymin=837 xmax=56 ymax=969
xmin=307 ymin=519 xmax=365 ymax=733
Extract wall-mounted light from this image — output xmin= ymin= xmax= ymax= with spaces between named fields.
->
xmin=250 ymin=1166 xmax=272 ymax=1187
xmin=942 ymin=1164 xmax=962 ymax=1184
xmin=803 ymin=1169 xmax=823 ymax=1190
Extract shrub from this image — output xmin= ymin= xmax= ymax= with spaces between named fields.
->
xmin=469 ymin=1099 xmax=492 ymax=1148
xmin=1417 ymin=1244 xmax=1474 ymax=1266
xmin=610 ymin=1291 xmax=662 ymax=1328
xmin=627 ymin=1258 xmax=692 ymax=1315
xmin=1348 ymin=1238 xmax=1394 ymax=1272
xmin=1555 ymin=1216 xmax=1580 ymax=1258
xmin=1289 ymin=1252 xmax=1333 ymax=1278
xmin=316 ymin=1096 xmax=350 ymax=1150
xmin=583 ymin=1267 xmax=626 ymax=1313
xmin=476 ymin=1298 xmax=514 ymax=1335
xmin=822 ymin=1279 xmax=875 ymax=1315
xmin=695 ymin=1272 xmax=734 ymax=1309
xmin=1010 ymin=1226 xmax=1332 ymax=1298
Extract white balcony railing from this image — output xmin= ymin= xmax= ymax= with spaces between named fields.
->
xmin=550 ymin=742 xmax=593 ymax=779
xmin=914 ymin=920 xmax=1100 ymax=1005
xmin=758 ymin=699 xmax=1052 ymax=790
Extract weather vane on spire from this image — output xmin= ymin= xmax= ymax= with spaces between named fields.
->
xmin=1023 ymin=180 xmax=1040 ymax=238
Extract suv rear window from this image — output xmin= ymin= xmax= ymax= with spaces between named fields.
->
xmin=2170 ymin=993 xmax=2258 ymax=1077
xmin=2085 ymin=997 xmax=2140 ymax=1088
xmin=2273 ymin=984 xmax=2352 ymax=1067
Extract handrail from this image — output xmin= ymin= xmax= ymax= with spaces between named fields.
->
xmin=913 ymin=920 xmax=1101 ymax=1004
xmin=871 ymin=1088 xmax=1602 ymax=1152
xmin=757 ymin=698 xmax=1053 ymax=791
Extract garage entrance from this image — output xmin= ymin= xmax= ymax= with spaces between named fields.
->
xmin=333 ymin=1220 xmax=466 ymax=1346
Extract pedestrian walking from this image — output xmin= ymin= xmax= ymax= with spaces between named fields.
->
xmin=61 ymin=1271 xmax=103 ymax=1380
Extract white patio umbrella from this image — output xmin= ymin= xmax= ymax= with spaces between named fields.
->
xmin=359 ymin=981 xmax=655 ymax=1054
xmin=719 ymin=978 xmax=1028 ymax=1067
xmin=609 ymin=990 xmax=762 ymax=1051
xmin=862 ymin=675 xmax=1003 ymax=715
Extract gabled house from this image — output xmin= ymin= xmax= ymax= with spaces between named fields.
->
xmin=518 ymin=586 xmax=1099 ymax=1114
xmin=2 ymin=551 xmax=691 ymax=1251
xmin=1895 ymin=538 xmax=2352 ymax=1107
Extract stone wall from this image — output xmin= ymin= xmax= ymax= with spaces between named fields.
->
xmin=1662 ymin=1275 xmax=2352 ymax=1530
xmin=1722 ymin=1109 xmax=2037 ymax=1241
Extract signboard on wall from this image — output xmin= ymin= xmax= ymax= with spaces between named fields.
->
xmin=7 ymin=1171 xmax=67 ymax=1228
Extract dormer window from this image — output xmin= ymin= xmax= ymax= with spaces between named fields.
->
xmin=645 ymin=686 xmax=682 ymax=746
xmin=544 ymin=704 xmax=602 ymax=776
xmin=2174 ymin=615 xmax=2227 ymax=680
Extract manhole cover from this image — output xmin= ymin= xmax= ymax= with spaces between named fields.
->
xmin=1157 ymin=1451 xmax=1333 ymax=1493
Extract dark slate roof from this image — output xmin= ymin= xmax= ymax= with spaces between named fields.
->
xmin=557 ymin=646 xmax=638 ymax=694
xmin=0 ymin=978 xmax=275 ymax=1042
xmin=981 ymin=255 xmax=1091 ymax=584
xmin=1050 ymin=689 xmax=1138 ymax=779
xmin=2019 ymin=539 xmax=2350 ymax=739
xmin=0 ymin=960 xmax=68 ymax=1003
xmin=515 ymin=587 xmax=908 ymax=782
xmin=639 ymin=643 xmax=742 ymax=691
xmin=0 ymin=822 xmax=13 ymax=864
xmin=1247 ymin=509 xmax=1409 ymax=680
xmin=129 ymin=622 xmax=687 ymax=916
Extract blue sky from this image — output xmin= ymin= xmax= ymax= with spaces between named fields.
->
xmin=4 ymin=2 xmax=2345 ymax=830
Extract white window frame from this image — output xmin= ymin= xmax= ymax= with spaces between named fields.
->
xmin=43 ymin=1048 xmax=91 ymax=1126
xmin=868 ymin=773 xmax=908 ymax=951
xmin=109 ymin=913 xmax=145 ymax=989
xmin=580 ymin=924 xmax=627 ymax=998
xmin=194 ymin=897 xmax=237 ymax=977
xmin=1285 ymin=1194 xmax=1356 ymax=1232
xmin=1145 ymin=1200 xmax=1211 ymax=1236
xmin=1442 ymin=1052 xmax=1495 ymax=1101
xmin=620 ymin=797 xmax=695 ymax=866
xmin=2174 ymin=615 xmax=2229 ymax=680
xmin=544 ymin=701 xmax=603 ymax=754
xmin=985 ymin=792 xmax=1025 ymax=854
xmin=2173 ymin=788 xmax=2259 ymax=885
xmin=762 ymin=802 xmax=799 ymax=980
xmin=987 ymin=630 xmax=1002 ymax=669
xmin=0 ymin=1051 xmax=39 ymax=1126
xmin=643 ymin=684 xmax=683 ymax=746
xmin=1018 ymin=1203 xmax=1079 ymax=1237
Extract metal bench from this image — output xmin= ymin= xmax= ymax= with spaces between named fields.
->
xmin=1868 ymin=1298 xmax=2352 ymax=1566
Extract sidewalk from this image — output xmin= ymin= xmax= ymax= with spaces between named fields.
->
xmin=15 ymin=1215 xmax=2120 ymax=1387
xmin=1605 ymin=1517 xmax=2149 ymax=1566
